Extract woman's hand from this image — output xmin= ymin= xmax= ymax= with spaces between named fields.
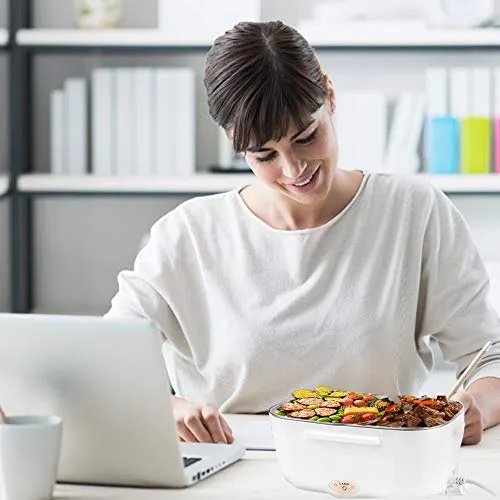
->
xmin=451 ymin=391 xmax=484 ymax=445
xmin=172 ymin=396 xmax=234 ymax=444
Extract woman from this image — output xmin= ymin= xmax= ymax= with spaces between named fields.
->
xmin=107 ymin=21 xmax=500 ymax=446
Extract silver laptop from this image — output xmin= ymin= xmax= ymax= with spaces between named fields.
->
xmin=0 ymin=314 xmax=245 ymax=487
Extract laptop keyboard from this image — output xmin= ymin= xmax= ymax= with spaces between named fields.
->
xmin=183 ymin=456 xmax=202 ymax=468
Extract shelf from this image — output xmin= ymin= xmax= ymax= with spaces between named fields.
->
xmin=15 ymin=28 xmax=500 ymax=50
xmin=17 ymin=173 xmax=255 ymax=194
xmin=16 ymin=29 xmax=213 ymax=50
xmin=16 ymin=173 xmax=500 ymax=195
xmin=0 ymin=29 xmax=8 ymax=47
xmin=307 ymin=28 xmax=500 ymax=48
xmin=421 ymin=174 xmax=500 ymax=193
xmin=0 ymin=174 xmax=9 ymax=197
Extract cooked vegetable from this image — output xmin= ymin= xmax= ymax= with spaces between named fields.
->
xmin=315 ymin=386 xmax=332 ymax=394
xmin=289 ymin=409 xmax=316 ymax=419
xmin=330 ymin=391 xmax=348 ymax=398
xmin=297 ymin=398 xmax=324 ymax=406
xmin=320 ymin=400 xmax=342 ymax=409
xmin=315 ymin=407 xmax=337 ymax=417
xmin=281 ymin=402 xmax=306 ymax=412
xmin=340 ymin=415 xmax=360 ymax=424
xmin=292 ymin=389 xmax=317 ymax=399
xmin=344 ymin=406 xmax=379 ymax=416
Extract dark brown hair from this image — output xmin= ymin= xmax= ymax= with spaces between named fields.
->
xmin=204 ymin=21 xmax=328 ymax=153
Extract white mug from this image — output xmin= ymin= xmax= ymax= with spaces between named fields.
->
xmin=0 ymin=415 xmax=62 ymax=500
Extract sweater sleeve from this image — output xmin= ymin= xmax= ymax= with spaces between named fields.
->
xmin=105 ymin=217 xmax=185 ymax=347
xmin=417 ymin=187 xmax=500 ymax=387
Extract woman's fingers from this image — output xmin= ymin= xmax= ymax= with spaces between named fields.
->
xmin=220 ymin=415 xmax=234 ymax=444
xmin=201 ymin=405 xmax=228 ymax=443
xmin=172 ymin=397 xmax=234 ymax=444
xmin=176 ymin=421 xmax=199 ymax=443
xmin=184 ymin=411 xmax=214 ymax=443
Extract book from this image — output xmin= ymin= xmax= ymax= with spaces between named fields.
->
xmin=64 ymin=78 xmax=88 ymax=175
xmin=115 ymin=68 xmax=135 ymax=176
xmin=133 ymin=68 xmax=155 ymax=176
xmin=155 ymin=68 xmax=195 ymax=177
xmin=91 ymin=68 xmax=115 ymax=176
xmin=50 ymin=89 xmax=66 ymax=175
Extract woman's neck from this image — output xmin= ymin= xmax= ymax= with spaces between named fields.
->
xmin=241 ymin=169 xmax=364 ymax=231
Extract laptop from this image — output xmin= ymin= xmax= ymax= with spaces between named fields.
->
xmin=0 ymin=314 xmax=245 ymax=487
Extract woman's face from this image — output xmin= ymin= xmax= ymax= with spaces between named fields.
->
xmin=243 ymin=89 xmax=338 ymax=206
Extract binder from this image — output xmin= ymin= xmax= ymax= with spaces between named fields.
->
xmin=64 ymin=78 xmax=88 ymax=175
xmin=91 ymin=68 xmax=115 ymax=176
xmin=50 ymin=89 xmax=66 ymax=175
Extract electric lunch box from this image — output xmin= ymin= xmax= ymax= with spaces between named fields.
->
xmin=269 ymin=389 xmax=465 ymax=498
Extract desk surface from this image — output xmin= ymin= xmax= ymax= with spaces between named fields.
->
xmin=55 ymin=415 xmax=500 ymax=500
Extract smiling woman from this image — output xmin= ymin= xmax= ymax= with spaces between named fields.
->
xmin=204 ymin=21 xmax=352 ymax=230
xmin=107 ymin=21 xmax=500 ymax=447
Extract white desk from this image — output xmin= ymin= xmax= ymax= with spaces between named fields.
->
xmin=54 ymin=415 xmax=500 ymax=499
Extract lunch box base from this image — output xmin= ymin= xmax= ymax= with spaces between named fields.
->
xmin=270 ymin=411 xmax=464 ymax=498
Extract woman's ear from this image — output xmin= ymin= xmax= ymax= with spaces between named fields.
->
xmin=323 ymin=74 xmax=336 ymax=115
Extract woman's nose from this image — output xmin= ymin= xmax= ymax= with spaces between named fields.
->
xmin=282 ymin=155 xmax=306 ymax=179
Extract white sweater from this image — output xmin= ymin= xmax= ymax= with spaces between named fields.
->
xmin=107 ymin=173 xmax=500 ymax=413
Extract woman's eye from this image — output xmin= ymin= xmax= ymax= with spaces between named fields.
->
xmin=296 ymin=130 xmax=317 ymax=145
xmin=255 ymin=152 xmax=277 ymax=163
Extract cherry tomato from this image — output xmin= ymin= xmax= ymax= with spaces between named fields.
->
xmin=361 ymin=413 xmax=375 ymax=421
xmin=353 ymin=399 xmax=365 ymax=407
xmin=340 ymin=415 xmax=360 ymax=424
xmin=363 ymin=394 xmax=376 ymax=402
xmin=342 ymin=397 xmax=354 ymax=407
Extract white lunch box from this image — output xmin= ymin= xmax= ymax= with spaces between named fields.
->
xmin=269 ymin=402 xmax=465 ymax=498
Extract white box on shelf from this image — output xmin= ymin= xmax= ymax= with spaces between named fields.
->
xmin=384 ymin=92 xmax=425 ymax=174
xmin=335 ymin=91 xmax=387 ymax=172
xmin=91 ymin=68 xmax=115 ymax=176
xmin=157 ymin=0 xmax=260 ymax=42
xmin=133 ymin=68 xmax=155 ymax=176
xmin=115 ymin=68 xmax=135 ymax=176
xmin=50 ymin=89 xmax=66 ymax=175
xmin=64 ymin=78 xmax=88 ymax=175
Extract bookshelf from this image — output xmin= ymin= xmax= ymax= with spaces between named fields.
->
xmin=16 ymin=172 xmax=500 ymax=195
xmin=17 ymin=173 xmax=255 ymax=194
xmin=16 ymin=27 xmax=500 ymax=50
xmin=16 ymin=29 xmax=213 ymax=49
xmin=308 ymin=28 xmax=500 ymax=48
xmin=0 ymin=174 xmax=9 ymax=197
xmin=7 ymin=0 xmax=500 ymax=314
xmin=0 ymin=29 xmax=8 ymax=47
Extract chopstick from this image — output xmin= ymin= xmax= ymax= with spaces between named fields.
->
xmin=0 ymin=405 xmax=9 ymax=424
xmin=447 ymin=340 xmax=493 ymax=400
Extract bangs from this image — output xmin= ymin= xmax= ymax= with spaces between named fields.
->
xmin=231 ymin=76 xmax=325 ymax=153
